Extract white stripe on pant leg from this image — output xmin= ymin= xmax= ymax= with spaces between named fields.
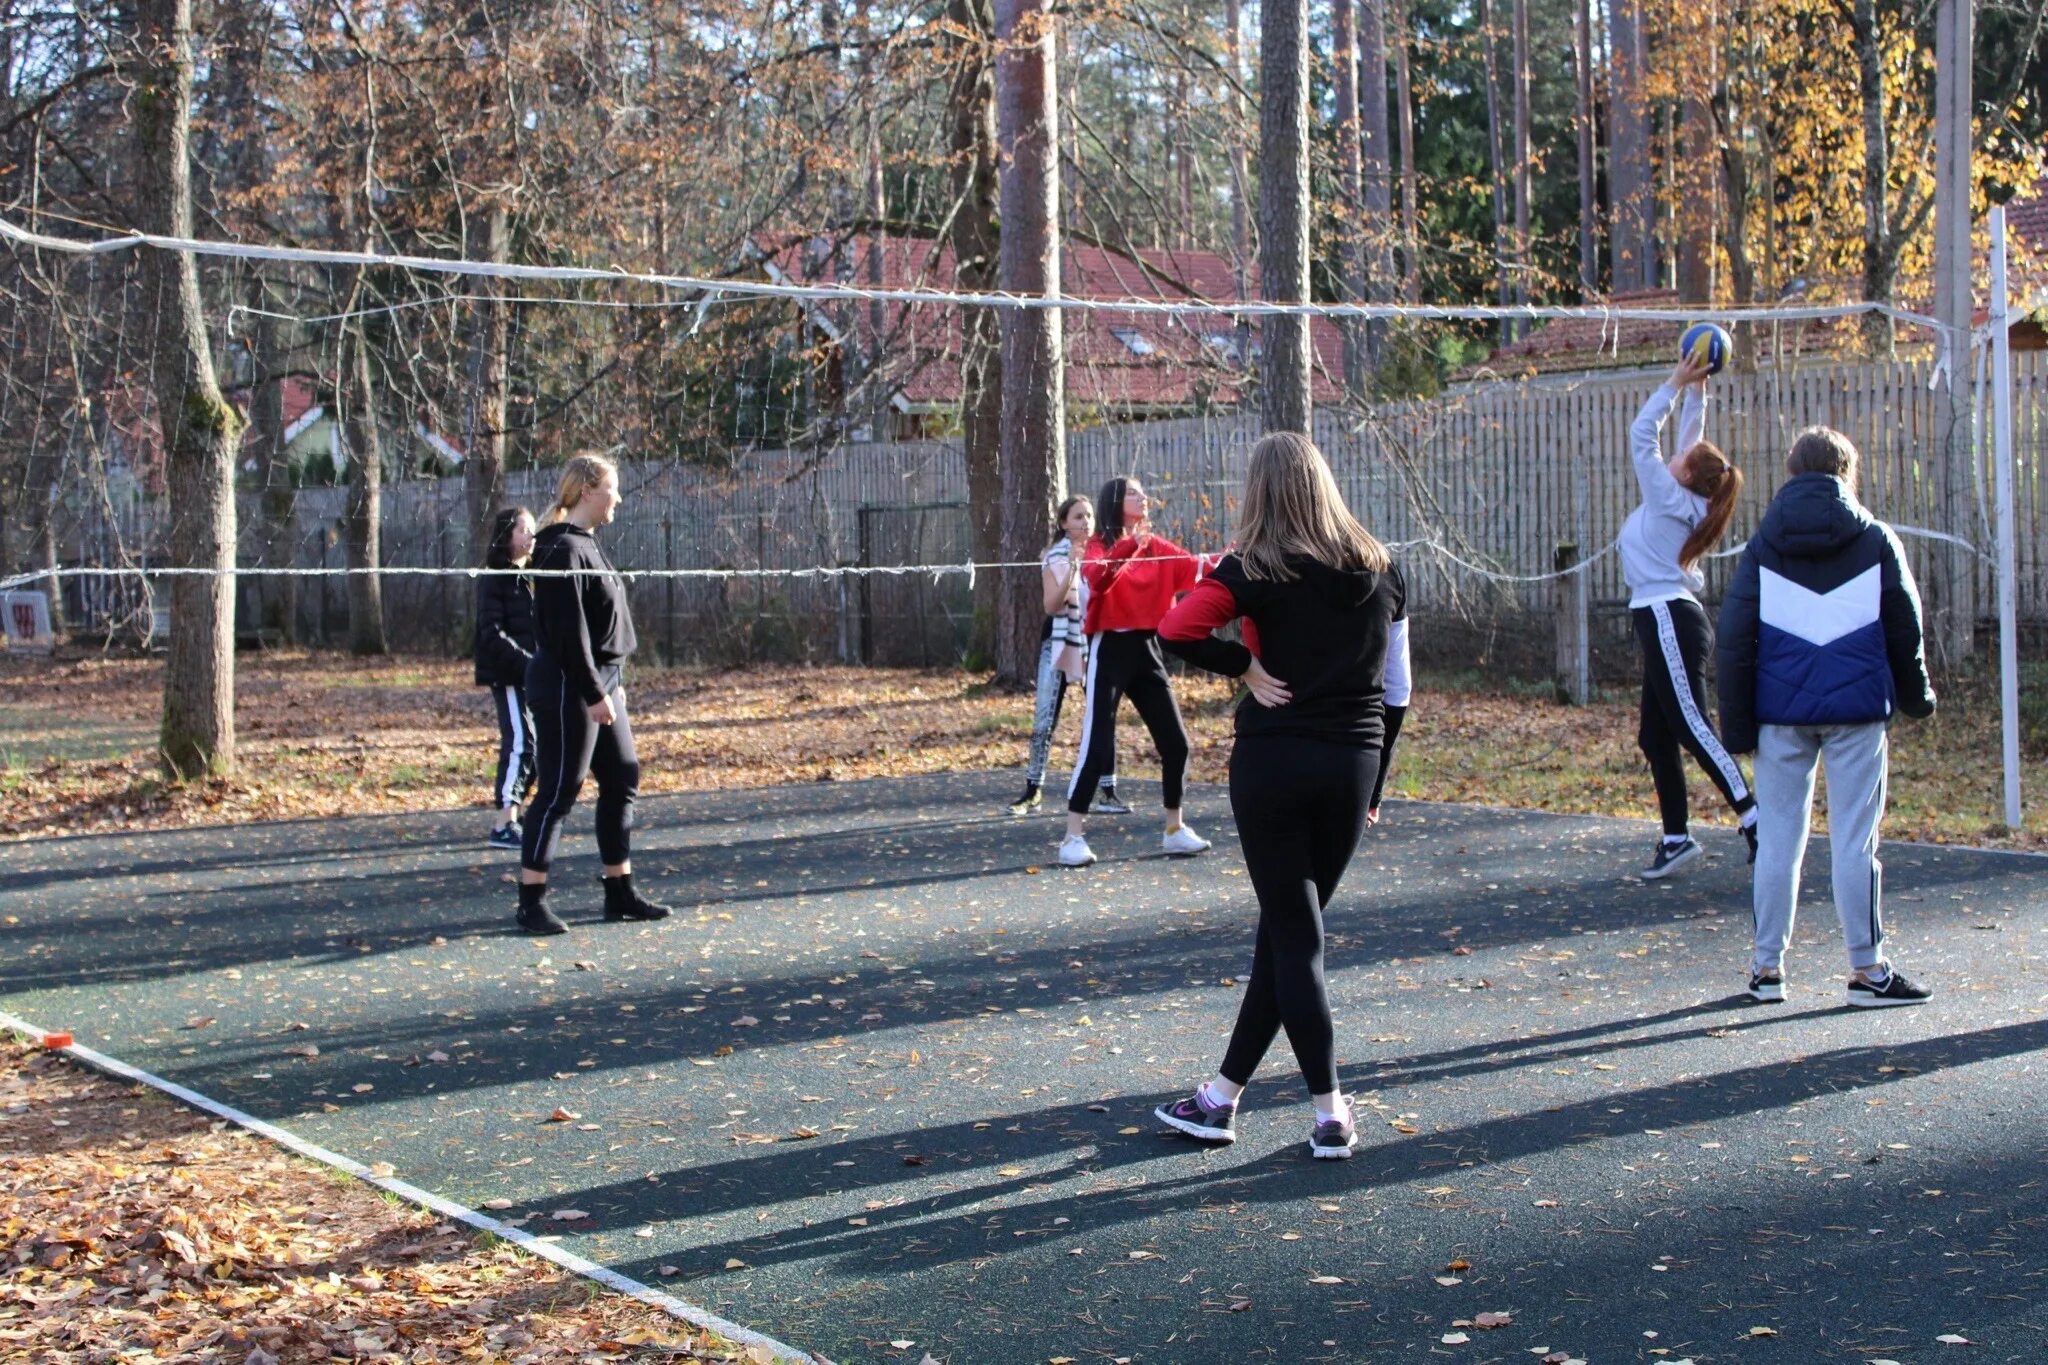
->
xmin=499 ymin=686 xmax=529 ymax=809
xmin=1067 ymin=639 xmax=1105 ymax=803
xmin=1650 ymin=600 xmax=1751 ymax=804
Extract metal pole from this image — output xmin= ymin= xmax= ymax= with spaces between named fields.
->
xmin=1989 ymin=206 xmax=2022 ymax=830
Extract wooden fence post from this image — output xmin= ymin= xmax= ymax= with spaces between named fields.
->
xmin=1554 ymin=540 xmax=1588 ymax=704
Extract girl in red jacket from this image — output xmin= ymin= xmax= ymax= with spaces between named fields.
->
xmin=1059 ymin=476 xmax=1212 ymax=867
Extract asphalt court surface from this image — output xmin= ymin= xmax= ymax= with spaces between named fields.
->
xmin=3 ymin=772 xmax=2045 ymax=1362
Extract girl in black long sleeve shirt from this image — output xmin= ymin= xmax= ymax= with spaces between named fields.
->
xmin=1154 ymin=432 xmax=1412 ymax=1163
xmin=515 ymin=453 xmax=671 ymax=935
xmin=476 ymin=506 xmax=538 ymax=848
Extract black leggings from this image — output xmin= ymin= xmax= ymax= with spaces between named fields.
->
xmin=488 ymin=682 xmax=534 ymax=812
xmin=522 ymin=660 xmax=639 ymax=874
xmin=1632 ymin=599 xmax=1754 ymax=836
xmin=1066 ymin=630 xmax=1190 ymax=814
xmin=1220 ymin=735 xmax=1380 ymax=1096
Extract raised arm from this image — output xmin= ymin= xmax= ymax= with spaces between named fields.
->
xmin=1629 ymin=357 xmax=1711 ymax=516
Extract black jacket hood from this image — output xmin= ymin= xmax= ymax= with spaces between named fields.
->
xmin=1757 ymin=474 xmax=1871 ymax=559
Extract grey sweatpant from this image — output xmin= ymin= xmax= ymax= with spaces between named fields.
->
xmin=1751 ymin=721 xmax=1890 ymax=976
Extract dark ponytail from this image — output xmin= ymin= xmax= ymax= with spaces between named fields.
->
xmin=1095 ymin=476 xmax=1130 ymax=548
xmin=1677 ymin=443 xmax=1742 ymax=571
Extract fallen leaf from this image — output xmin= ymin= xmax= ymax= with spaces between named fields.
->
xmin=1308 ymin=1274 xmax=1345 ymax=1285
xmin=551 ymin=1209 xmax=589 ymax=1221
xmin=889 ymin=1340 xmax=914 ymax=1350
xmin=548 ymin=1107 xmax=581 ymax=1123
xmin=1434 ymin=1276 xmax=1463 ymax=1287
xmin=366 ymin=1161 xmax=395 ymax=1178
xmin=1533 ymin=1199 xmax=1559 ymax=1208
xmin=1474 ymin=1311 xmax=1512 ymax=1328
xmin=183 ymin=1015 xmax=216 ymax=1029
xmin=1936 ymin=1335 xmax=1971 ymax=1345
xmin=1442 ymin=1331 xmax=1470 ymax=1344
xmin=724 ymin=1257 xmax=748 ymax=1269
xmin=1118 ymin=1126 xmax=1141 ymax=1135
xmin=1228 ymin=1298 xmax=1253 ymax=1312
xmin=1445 ymin=1258 xmax=1472 ymax=1272
xmin=1749 ymin=1326 xmax=1779 ymax=1337
xmin=734 ymin=1015 xmax=760 ymax=1027
xmin=481 ymin=1198 xmax=515 ymax=1210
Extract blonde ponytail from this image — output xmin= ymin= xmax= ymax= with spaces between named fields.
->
xmin=545 ymin=451 xmax=619 ymax=525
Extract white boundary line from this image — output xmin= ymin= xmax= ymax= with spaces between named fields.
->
xmin=0 ymin=1008 xmax=827 ymax=1365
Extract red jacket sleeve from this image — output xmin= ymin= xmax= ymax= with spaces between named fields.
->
xmin=1158 ymin=577 xmax=1254 ymax=676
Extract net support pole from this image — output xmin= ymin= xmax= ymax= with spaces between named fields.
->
xmin=1989 ymin=206 xmax=2022 ymax=830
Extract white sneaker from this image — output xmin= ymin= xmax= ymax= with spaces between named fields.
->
xmin=1057 ymin=835 xmax=1097 ymax=867
xmin=1162 ymin=825 xmax=1211 ymax=857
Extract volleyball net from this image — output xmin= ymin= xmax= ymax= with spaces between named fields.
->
xmin=0 ymin=215 xmax=2030 ymax=678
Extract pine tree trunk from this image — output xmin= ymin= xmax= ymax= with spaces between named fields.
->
xmin=994 ymin=0 xmax=1065 ymax=685
xmin=251 ymin=304 xmax=297 ymax=642
xmin=1510 ymin=0 xmax=1532 ymax=329
xmin=1258 ymin=0 xmax=1312 ymax=434
xmin=1359 ymin=0 xmax=1394 ymax=360
xmin=1607 ymin=0 xmax=1655 ymax=291
xmin=1479 ymin=0 xmax=1511 ymax=344
xmin=1227 ymin=0 xmax=1253 ymax=359
xmin=1392 ymin=0 xmax=1420 ymax=303
xmin=342 ymin=321 xmax=387 ymax=656
xmin=135 ymin=0 xmax=243 ymax=779
xmin=1853 ymin=0 xmax=1896 ymax=356
xmin=948 ymin=0 xmax=1004 ymax=667
xmin=1332 ymin=0 xmax=1366 ymax=397
xmin=1574 ymin=0 xmax=1599 ymax=296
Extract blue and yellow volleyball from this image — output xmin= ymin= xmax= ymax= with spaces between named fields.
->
xmin=1680 ymin=322 xmax=1732 ymax=374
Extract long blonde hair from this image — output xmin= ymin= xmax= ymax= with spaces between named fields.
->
xmin=1236 ymin=432 xmax=1389 ymax=581
xmin=545 ymin=451 xmax=618 ymax=525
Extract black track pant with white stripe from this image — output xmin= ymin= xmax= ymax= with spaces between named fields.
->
xmin=1632 ymin=599 xmax=1755 ymax=837
xmin=488 ymin=683 xmax=535 ymax=811
xmin=1066 ymin=630 xmax=1189 ymax=815
xmin=521 ymin=660 xmax=638 ymax=874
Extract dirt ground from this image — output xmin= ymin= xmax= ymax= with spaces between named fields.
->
xmin=0 ymin=650 xmax=2040 ymax=850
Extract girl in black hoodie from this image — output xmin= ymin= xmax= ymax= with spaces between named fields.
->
xmin=476 ymin=506 xmax=538 ymax=848
xmin=517 ymin=452 xmax=671 ymax=935
xmin=1155 ymin=432 xmax=1412 ymax=1162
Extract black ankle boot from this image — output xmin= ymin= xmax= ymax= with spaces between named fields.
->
xmin=603 ymin=873 xmax=672 ymax=922
xmin=516 ymin=881 xmax=567 ymax=935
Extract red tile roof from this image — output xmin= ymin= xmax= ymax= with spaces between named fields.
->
xmin=756 ymin=234 xmax=1348 ymax=411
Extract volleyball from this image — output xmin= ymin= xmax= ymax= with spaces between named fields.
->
xmin=1680 ymin=322 xmax=1732 ymax=374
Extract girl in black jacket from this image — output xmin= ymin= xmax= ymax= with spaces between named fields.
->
xmin=517 ymin=452 xmax=671 ymax=935
xmin=1154 ymin=432 xmax=1412 ymax=1162
xmin=476 ymin=506 xmax=538 ymax=848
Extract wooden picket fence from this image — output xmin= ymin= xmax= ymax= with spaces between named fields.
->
xmin=57 ymin=354 xmax=2048 ymax=666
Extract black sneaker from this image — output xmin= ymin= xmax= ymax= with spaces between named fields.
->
xmin=1006 ymin=784 xmax=1043 ymax=817
xmin=1155 ymin=1092 xmax=1237 ymax=1144
xmin=488 ymin=823 xmax=523 ymax=850
xmin=1747 ymin=971 xmax=1785 ymax=1003
xmin=1309 ymin=1108 xmax=1357 ymax=1161
xmin=1743 ymin=823 xmax=1759 ymax=865
xmin=1846 ymin=969 xmax=1932 ymax=1008
xmin=1640 ymin=838 xmax=1703 ymax=880
xmin=1094 ymin=789 xmax=1133 ymax=816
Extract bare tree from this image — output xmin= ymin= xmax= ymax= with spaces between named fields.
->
xmin=464 ymin=203 xmax=512 ymax=567
xmin=341 ymin=317 xmax=386 ymax=655
xmin=1259 ymin=0 xmax=1312 ymax=432
xmin=994 ymin=0 xmax=1065 ymax=683
xmin=1509 ymin=0 xmax=1531 ymax=328
xmin=133 ymin=0 xmax=244 ymax=778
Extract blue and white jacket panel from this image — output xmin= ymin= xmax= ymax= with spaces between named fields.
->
xmin=1715 ymin=474 xmax=1935 ymax=753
